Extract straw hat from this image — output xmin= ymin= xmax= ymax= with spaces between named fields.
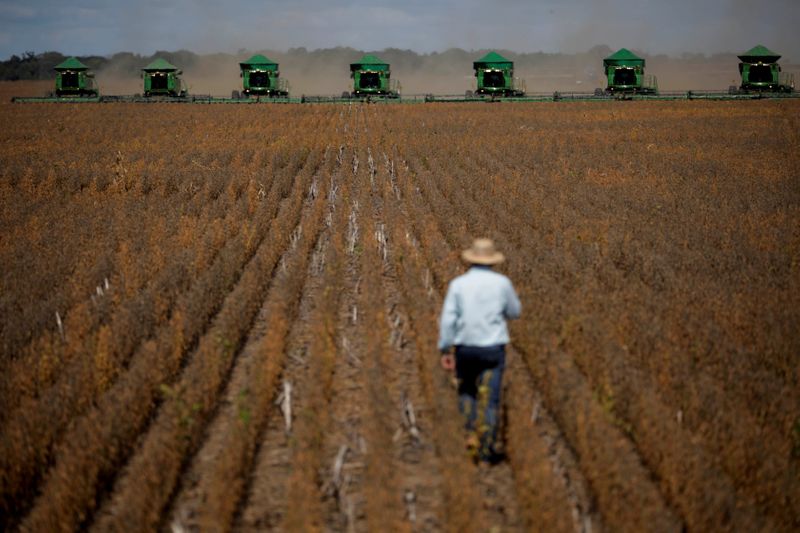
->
xmin=461 ymin=238 xmax=505 ymax=265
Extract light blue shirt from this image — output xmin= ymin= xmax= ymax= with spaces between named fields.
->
xmin=438 ymin=266 xmax=521 ymax=351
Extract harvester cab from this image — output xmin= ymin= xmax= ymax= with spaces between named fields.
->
xmin=602 ymin=48 xmax=657 ymax=95
xmin=141 ymin=58 xmax=187 ymax=97
xmin=54 ymin=57 xmax=98 ymax=97
xmin=613 ymin=68 xmax=636 ymax=86
xmin=348 ymin=55 xmax=400 ymax=98
xmin=236 ymin=54 xmax=289 ymax=98
xmin=737 ymin=45 xmax=794 ymax=93
xmin=472 ymin=52 xmax=525 ymax=97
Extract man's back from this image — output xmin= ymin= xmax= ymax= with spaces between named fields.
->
xmin=438 ymin=266 xmax=521 ymax=350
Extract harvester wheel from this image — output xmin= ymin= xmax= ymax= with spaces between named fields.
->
xmin=232 ymin=90 xmax=240 ymax=99
xmin=341 ymin=91 xmax=351 ymax=99
xmin=466 ymin=90 xmax=474 ymax=98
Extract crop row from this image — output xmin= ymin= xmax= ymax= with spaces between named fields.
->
xmin=14 ymin=139 xmax=327 ymax=530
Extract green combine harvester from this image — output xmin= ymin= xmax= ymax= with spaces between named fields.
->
xmin=235 ymin=54 xmax=289 ymax=98
xmin=600 ymin=48 xmax=657 ymax=95
xmin=9 ymin=48 xmax=800 ymax=104
xmin=347 ymin=54 xmax=399 ymax=98
xmin=470 ymin=51 xmax=525 ymax=98
xmin=141 ymin=58 xmax=186 ymax=97
xmin=734 ymin=45 xmax=794 ymax=94
xmin=53 ymin=57 xmax=98 ymax=97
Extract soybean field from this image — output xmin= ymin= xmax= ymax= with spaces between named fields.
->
xmin=1 ymin=82 xmax=799 ymax=532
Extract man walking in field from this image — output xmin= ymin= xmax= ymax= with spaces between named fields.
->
xmin=438 ymin=238 xmax=521 ymax=462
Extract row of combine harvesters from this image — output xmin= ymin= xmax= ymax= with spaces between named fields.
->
xmin=12 ymin=46 xmax=796 ymax=104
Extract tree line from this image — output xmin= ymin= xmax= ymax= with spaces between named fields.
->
xmin=1 ymin=47 xmax=748 ymax=81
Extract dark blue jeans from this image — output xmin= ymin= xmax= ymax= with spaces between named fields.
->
xmin=455 ymin=344 xmax=505 ymax=458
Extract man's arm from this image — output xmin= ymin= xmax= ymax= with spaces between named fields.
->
xmin=438 ymin=282 xmax=459 ymax=352
xmin=504 ymin=279 xmax=521 ymax=319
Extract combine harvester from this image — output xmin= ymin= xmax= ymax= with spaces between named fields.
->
xmin=140 ymin=58 xmax=186 ymax=98
xmin=13 ymin=56 xmax=196 ymax=103
xmin=232 ymin=54 xmax=290 ymax=99
xmin=10 ymin=46 xmax=798 ymax=104
xmin=730 ymin=45 xmax=794 ymax=94
xmin=346 ymin=54 xmax=400 ymax=99
xmin=596 ymin=48 xmax=658 ymax=97
xmin=299 ymin=53 xmax=402 ymax=103
xmin=425 ymin=51 xmax=527 ymax=102
xmin=100 ymin=57 xmax=195 ymax=103
xmin=52 ymin=57 xmax=99 ymax=99
xmin=469 ymin=51 xmax=526 ymax=98
xmin=11 ymin=56 xmax=101 ymax=102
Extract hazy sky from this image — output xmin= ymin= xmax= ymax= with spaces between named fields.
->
xmin=0 ymin=0 xmax=798 ymax=60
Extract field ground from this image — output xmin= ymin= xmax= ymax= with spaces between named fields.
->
xmin=1 ymin=81 xmax=799 ymax=531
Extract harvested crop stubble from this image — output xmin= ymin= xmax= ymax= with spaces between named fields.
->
xmin=373 ymin=168 xmax=448 ymax=529
xmin=353 ymin=144 xmax=410 ymax=532
xmin=167 ymin=149 xmax=337 ymax=532
xmin=384 ymin=159 xmax=490 ymax=529
xmin=281 ymin=148 xmax=351 ymax=531
xmin=1 ymin=95 xmax=798 ymax=531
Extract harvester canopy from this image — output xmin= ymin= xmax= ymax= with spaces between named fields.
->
xmin=473 ymin=51 xmax=513 ymax=71
xmin=142 ymin=58 xmax=181 ymax=72
xmin=603 ymin=48 xmax=645 ymax=68
xmin=54 ymin=57 xmax=90 ymax=71
xmin=239 ymin=54 xmax=278 ymax=72
xmin=738 ymin=45 xmax=781 ymax=64
xmin=350 ymin=54 xmax=390 ymax=72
